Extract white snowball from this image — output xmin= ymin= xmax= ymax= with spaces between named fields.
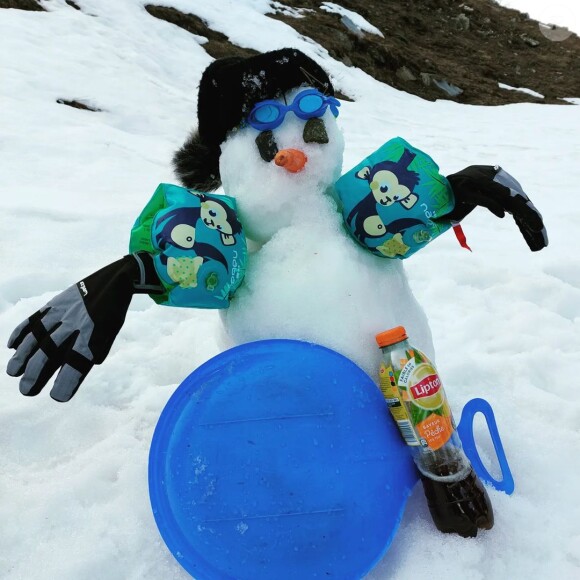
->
xmin=219 ymin=88 xmax=345 ymax=244
xmin=221 ymin=211 xmax=434 ymax=378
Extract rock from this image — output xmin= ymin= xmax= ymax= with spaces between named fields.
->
xmin=420 ymin=72 xmax=432 ymax=86
xmin=453 ymin=13 xmax=470 ymax=31
xmin=419 ymin=73 xmax=462 ymax=97
xmin=56 ymin=99 xmax=101 ymax=112
xmin=0 ymin=0 xmax=45 ymax=10
xmin=520 ymin=33 xmax=540 ymax=47
xmin=396 ymin=66 xmax=417 ymax=81
xmin=432 ymin=78 xmax=464 ymax=97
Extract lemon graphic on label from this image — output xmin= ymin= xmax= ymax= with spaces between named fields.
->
xmin=409 ymin=363 xmax=444 ymax=410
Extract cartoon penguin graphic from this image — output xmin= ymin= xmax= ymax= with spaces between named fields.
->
xmin=346 ymin=148 xmax=426 ymax=247
xmin=358 ymin=148 xmax=420 ymax=209
xmin=154 ymin=194 xmax=242 ymax=288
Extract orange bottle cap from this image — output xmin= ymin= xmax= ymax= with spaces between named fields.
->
xmin=375 ymin=326 xmax=408 ymax=348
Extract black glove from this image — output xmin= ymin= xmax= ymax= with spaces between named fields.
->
xmin=6 ymin=252 xmax=163 ymax=402
xmin=444 ymin=165 xmax=548 ymax=252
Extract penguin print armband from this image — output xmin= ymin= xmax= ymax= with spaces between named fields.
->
xmin=335 ymin=137 xmax=455 ymax=259
xmin=129 ymin=183 xmax=247 ymax=308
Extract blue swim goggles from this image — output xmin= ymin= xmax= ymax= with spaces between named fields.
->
xmin=247 ymin=88 xmax=340 ymax=131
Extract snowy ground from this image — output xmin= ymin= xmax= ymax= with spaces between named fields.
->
xmin=1 ymin=1 xmax=579 ymax=579
xmin=497 ymin=0 xmax=580 ymax=35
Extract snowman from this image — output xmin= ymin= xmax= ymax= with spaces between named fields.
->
xmin=6 ymin=49 xmax=547 ymax=402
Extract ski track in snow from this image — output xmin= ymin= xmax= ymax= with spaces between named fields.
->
xmin=1 ymin=1 xmax=579 ymax=579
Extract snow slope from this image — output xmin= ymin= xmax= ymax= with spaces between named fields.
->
xmin=1 ymin=1 xmax=579 ymax=579
xmin=497 ymin=0 xmax=580 ymax=34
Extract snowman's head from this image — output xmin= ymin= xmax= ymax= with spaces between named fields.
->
xmin=219 ymin=86 xmax=345 ymax=242
xmin=173 ymin=49 xmax=345 ymax=243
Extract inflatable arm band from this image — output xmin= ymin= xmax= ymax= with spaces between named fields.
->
xmin=129 ymin=183 xmax=247 ymax=308
xmin=335 ymin=137 xmax=454 ymax=259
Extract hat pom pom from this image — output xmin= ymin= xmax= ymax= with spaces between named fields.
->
xmin=172 ymin=131 xmax=221 ymax=192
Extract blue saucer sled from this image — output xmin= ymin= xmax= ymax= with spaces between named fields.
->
xmin=149 ymin=340 xmax=417 ymax=579
xmin=149 ymin=340 xmax=513 ymax=579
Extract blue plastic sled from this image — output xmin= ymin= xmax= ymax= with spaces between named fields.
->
xmin=149 ymin=340 xmax=513 ymax=579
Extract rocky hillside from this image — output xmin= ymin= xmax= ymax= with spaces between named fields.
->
xmin=3 ymin=0 xmax=579 ymax=105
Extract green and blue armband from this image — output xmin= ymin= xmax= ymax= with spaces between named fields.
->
xmin=129 ymin=183 xmax=247 ymax=308
xmin=335 ymin=137 xmax=455 ymax=259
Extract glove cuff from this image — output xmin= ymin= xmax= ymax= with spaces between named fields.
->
xmin=131 ymin=252 xmax=164 ymax=294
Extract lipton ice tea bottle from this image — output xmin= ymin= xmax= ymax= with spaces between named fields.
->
xmin=375 ymin=326 xmax=493 ymax=537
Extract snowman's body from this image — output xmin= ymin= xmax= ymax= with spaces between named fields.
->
xmin=217 ymin=87 xmax=434 ymax=377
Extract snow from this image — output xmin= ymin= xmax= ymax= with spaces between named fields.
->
xmin=270 ymin=1 xmax=315 ymax=19
xmin=496 ymin=0 xmax=580 ymax=35
xmin=498 ymin=82 xmax=545 ymax=98
xmin=1 ymin=1 xmax=579 ymax=579
xmin=320 ymin=2 xmax=385 ymax=38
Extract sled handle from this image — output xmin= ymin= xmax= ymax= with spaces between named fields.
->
xmin=457 ymin=398 xmax=515 ymax=495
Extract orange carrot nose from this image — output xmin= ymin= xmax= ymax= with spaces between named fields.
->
xmin=274 ymin=149 xmax=308 ymax=173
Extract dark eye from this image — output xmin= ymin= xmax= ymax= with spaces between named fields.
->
xmin=378 ymin=224 xmax=384 ymax=230
xmin=209 ymin=210 xmax=217 ymax=217
xmin=187 ymin=236 xmax=193 ymax=242
xmin=380 ymin=185 xmax=389 ymax=193
xmin=255 ymin=130 xmax=279 ymax=162
xmin=303 ymin=118 xmax=328 ymax=144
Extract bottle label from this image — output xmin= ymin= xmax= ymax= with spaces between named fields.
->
xmin=397 ymin=355 xmax=453 ymax=450
xmin=379 ymin=363 xmax=420 ymax=446
xmin=410 ymin=374 xmax=441 ymax=402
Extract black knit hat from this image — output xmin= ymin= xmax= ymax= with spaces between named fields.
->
xmin=173 ymin=48 xmax=335 ymax=191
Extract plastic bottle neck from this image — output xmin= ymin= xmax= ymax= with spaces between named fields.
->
xmin=380 ymin=338 xmax=411 ymax=353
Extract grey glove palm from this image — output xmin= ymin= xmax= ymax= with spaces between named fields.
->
xmin=7 ymin=253 xmax=162 ymax=402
